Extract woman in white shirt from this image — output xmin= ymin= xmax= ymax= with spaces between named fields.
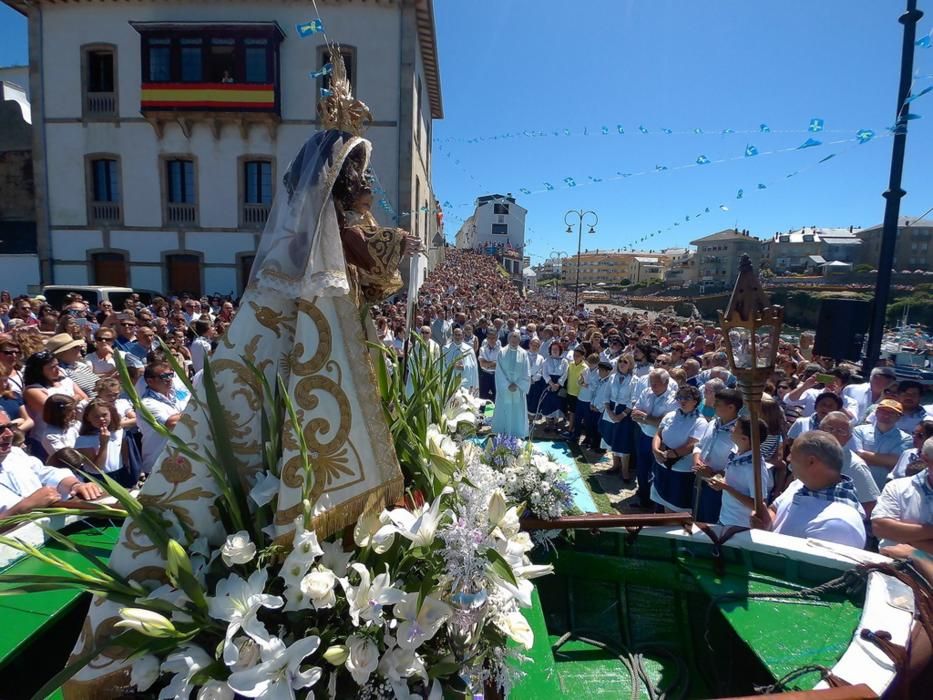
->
xmin=22 ymin=350 xmax=88 ymax=458
xmin=525 ymin=337 xmax=546 ymax=417
xmin=607 ymin=354 xmax=637 ymax=482
xmin=89 ymin=327 xmax=124 ymax=377
xmin=75 ymin=398 xmax=134 ymax=487
xmin=651 ymin=384 xmax=708 ymax=512
xmin=540 ymin=342 xmax=569 ymax=431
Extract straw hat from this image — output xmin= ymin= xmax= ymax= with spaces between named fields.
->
xmin=45 ymin=333 xmax=85 ymax=355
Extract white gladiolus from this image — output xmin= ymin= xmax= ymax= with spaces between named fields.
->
xmin=220 ymin=531 xmax=257 ymax=567
xmin=115 ymin=608 xmax=177 ymax=638
xmin=319 ymin=539 xmax=353 ymax=577
xmin=248 ymin=471 xmax=280 ymax=507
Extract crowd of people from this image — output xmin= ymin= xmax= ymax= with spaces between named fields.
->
xmin=0 ymin=289 xmax=234 ymax=515
xmin=2 ymin=249 xmax=933 ymax=562
xmin=405 ymin=250 xmax=933 ymax=556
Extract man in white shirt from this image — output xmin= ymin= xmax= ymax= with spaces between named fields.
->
xmin=752 ymin=430 xmax=866 ymax=549
xmin=818 ymin=411 xmax=880 ymax=517
xmin=631 ymin=369 xmax=678 ymax=509
xmin=0 ymin=410 xmax=102 ymax=516
xmin=138 ymin=361 xmax=183 ymax=474
xmin=477 ymin=330 xmax=500 ymax=402
xmin=189 ymin=318 xmax=215 ymax=375
xmin=843 ymin=366 xmax=897 ymax=423
xmin=871 ymin=437 xmax=933 ymax=554
xmin=852 ymin=399 xmax=912 ymax=488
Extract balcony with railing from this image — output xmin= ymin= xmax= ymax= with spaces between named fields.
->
xmin=241 ymin=202 xmax=270 ymax=228
xmin=90 ymin=202 xmax=122 ymax=225
xmin=84 ymin=91 xmax=117 ymax=117
xmin=166 ymin=203 xmax=197 ymax=226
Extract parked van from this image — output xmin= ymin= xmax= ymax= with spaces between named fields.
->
xmin=40 ymin=285 xmax=153 ymax=310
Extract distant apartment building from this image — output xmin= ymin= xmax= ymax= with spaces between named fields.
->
xmin=763 ymin=226 xmax=862 ymax=273
xmin=5 ymin=0 xmax=443 ymax=294
xmin=630 ymin=256 xmax=665 ymax=285
xmin=690 ymin=229 xmax=762 ymax=286
xmin=558 ymin=249 xmax=675 ymax=287
xmin=664 ymin=248 xmax=698 ymax=286
xmin=454 ymin=193 xmax=526 ymax=254
xmin=855 ymin=217 xmax=933 ymax=271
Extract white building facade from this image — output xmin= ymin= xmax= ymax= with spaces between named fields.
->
xmin=6 ymin=0 xmax=443 ymax=296
xmin=454 ymin=194 xmax=526 ymax=254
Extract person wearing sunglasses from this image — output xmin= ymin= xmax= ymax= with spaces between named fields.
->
xmin=0 ymin=409 xmax=103 ymax=516
xmin=138 ymin=361 xmax=183 ymax=474
xmin=0 ymin=333 xmax=24 ymax=397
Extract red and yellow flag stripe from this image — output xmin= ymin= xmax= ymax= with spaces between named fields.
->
xmin=141 ymin=82 xmax=275 ymax=109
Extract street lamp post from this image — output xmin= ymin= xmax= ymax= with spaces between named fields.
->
xmin=564 ymin=209 xmax=598 ymax=309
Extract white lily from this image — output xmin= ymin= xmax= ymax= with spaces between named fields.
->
xmin=130 ymin=654 xmax=160 ymax=691
xmin=387 ymin=488 xmax=452 ymax=548
xmin=426 ymin=424 xmax=458 ymax=459
xmin=345 ymin=634 xmax=380 ymax=686
xmin=319 ymin=539 xmax=353 ymax=577
xmin=514 ymin=562 xmax=554 ymax=580
xmin=394 ymin=592 xmax=452 ymax=650
xmin=207 ymin=569 xmax=284 ymax=666
xmin=249 ymin=471 xmax=280 ymax=508
xmin=159 ymin=645 xmax=213 ymax=700
xmin=227 ymin=636 xmax=322 ymax=700
xmin=493 ymin=574 xmax=535 ymax=608
xmin=280 ymin=526 xmax=324 ymax=589
xmin=353 ymin=508 xmax=396 ymax=554
xmin=498 ymin=611 xmax=534 ymax=649
xmin=378 ymin=645 xmax=428 ymax=682
xmin=340 ymin=563 xmax=406 ymax=627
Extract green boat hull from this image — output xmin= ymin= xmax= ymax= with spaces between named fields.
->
xmin=511 ymin=529 xmax=869 ymax=699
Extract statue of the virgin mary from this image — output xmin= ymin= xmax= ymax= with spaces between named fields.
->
xmin=64 ymin=49 xmax=419 ymax=697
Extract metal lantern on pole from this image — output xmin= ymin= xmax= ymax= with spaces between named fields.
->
xmin=718 ymin=254 xmax=784 ymax=516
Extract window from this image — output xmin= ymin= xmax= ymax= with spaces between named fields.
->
xmin=491 ymin=224 xmax=508 ymax=235
xmin=414 ymin=177 xmax=421 ymax=241
xmin=244 ymin=38 xmax=269 ymax=83
xmin=493 ymin=203 xmax=509 ymax=216
xmin=82 ymin=45 xmax=117 ymax=117
xmin=241 ymin=159 xmax=273 ymax=228
xmin=207 ymin=37 xmax=236 ymax=82
xmin=86 ymin=156 xmax=122 ymax=225
xmin=180 ymin=38 xmax=203 ymax=82
xmin=148 ymin=38 xmax=171 ymax=81
xmin=415 ymin=77 xmax=423 ymax=146
xmin=163 ymin=158 xmax=197 ymax=225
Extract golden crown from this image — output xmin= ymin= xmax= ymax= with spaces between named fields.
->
xmin=317 ymin=43 xmax=372 ymax=136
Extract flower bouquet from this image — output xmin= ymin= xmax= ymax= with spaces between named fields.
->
xmin=0 ymin=338 xmax=555 ymax=699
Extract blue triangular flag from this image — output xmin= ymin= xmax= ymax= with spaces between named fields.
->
xmin=297 ymin=19 xmax=325 ymax=37
xmin=694 ymin=127 xmax=704 ymax=134
xmin=655 ymin=164 xmax=668 ymax=171
xmin=856 ymin=129 xmax=875 ymax=144
xmin=309 ymin=63 xmax=333 ymax=79
xmin=722 ymin=128 xmax=735 ymax=134
xmin=319 ymin=88 xmax=333 ymax=98
xmin=696 ymin=155 xmax=711 ymax=165
xmin=745 ymin=144 xmax=759 ymax=157
xmin=818 ymin=154 xmax=837 ymax=163
xmin=601 ymin=126 xmax=610 ymax=135
xmin=759 ymin=124 xmax=770 ymax=133
xmin=808 ymin=118 xmax=824 ymax=132
xmin=797 ymin=138 xmax=822 ymax=149
xmin=544 ymin=182 xmax=554 ymax=191
xmin=916 ymin=34 xmax=931 ymax=48
xmin=564 ymin=177 xmax=577 ymax=187
xmin=639 ymin=125 xmax=649 ymax=134
xmin=719 ymin=204 xmax=729 ymax=211
xmin=757 ymin=183 xmax=767 ymax=189
xmin=519 ymin=188 xmax=531 ymax=195
xmin=617 ymin=125 xmax=625 ymax=134
xmin=661 ymin=128 xmax=673 ymax=134
xmin=736 ymin=189 xmax=744 ymax=199
xmin=563 ymin=129 xmax=571 ymax=136
xmin=905 ymin=86 xmax=933 ymax=103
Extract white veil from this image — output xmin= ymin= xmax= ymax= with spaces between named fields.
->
xmin=249 ymin=129 xmax=372 ymax=301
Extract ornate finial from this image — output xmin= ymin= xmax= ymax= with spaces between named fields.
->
xmin=317 ymin=43 xmax=372 ymax=136
xmin=724 ymin=254 xmax=772 ymax=323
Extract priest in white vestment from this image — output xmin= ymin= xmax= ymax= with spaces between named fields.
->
xmin=444 ymin=326 xmax=479 ymax=394
xmin=492 ymin=331 xmax=531 ymax=438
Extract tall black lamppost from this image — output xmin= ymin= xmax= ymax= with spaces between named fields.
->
xmin=864 ymin=0 xmax=923 ymax=375
xmin=564 ymin=209 xmax=598 ymax=308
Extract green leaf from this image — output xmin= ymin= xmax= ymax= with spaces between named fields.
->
xmin=485 ymin=547 xmax=518 ymax=587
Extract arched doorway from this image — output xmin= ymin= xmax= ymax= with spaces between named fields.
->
xmin=91 ymin=251 xmax=128 ymax=287
xmin=166 ymin=253 xmax=202 ymax=296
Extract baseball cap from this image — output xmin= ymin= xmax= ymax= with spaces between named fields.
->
xmin=876 ymin=398 xmax=904 ymax=415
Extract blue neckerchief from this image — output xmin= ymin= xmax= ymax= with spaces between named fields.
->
xmin=678 ymin=407 xmax=700 ymax=418
xmin=142 ymin=387 xmax=178 ymax=410
xmin=796 ymin=474 xmax=861 ymax=508
xmin=716 ymin=418 xmax=737 ymax=433
xmin=728 ymin=450 xmax=754 ymax=466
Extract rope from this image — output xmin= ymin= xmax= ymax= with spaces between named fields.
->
xmin=551 ymin=631 xmax=689 ymax=700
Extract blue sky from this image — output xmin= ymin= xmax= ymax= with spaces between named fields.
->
xmin=2 ymin=1 xmax=933 ymax=265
